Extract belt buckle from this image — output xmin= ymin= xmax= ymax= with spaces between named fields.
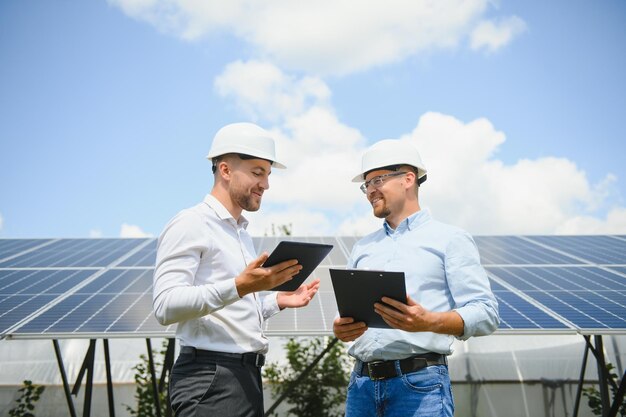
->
xmin=366 ymin=361 xmax=386 ymax=381
xmin=254 ymin=354 xmax=265 ymax=367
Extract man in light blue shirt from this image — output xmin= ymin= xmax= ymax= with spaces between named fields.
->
xmin=333 ymin=139 xmax=499 ymax=417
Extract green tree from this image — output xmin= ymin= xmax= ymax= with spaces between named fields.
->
xmin=125 ymin=340 xmax=170 ymax=417
xmin=264 ymin=337 xmax=351 ymax=417
xmin=8 ymin=380 xmax=45 ymax=417
xmin=267 ymin=223 xmax=293 ymax=237
xmin=582 ymin=362 xmax=626 ymax=416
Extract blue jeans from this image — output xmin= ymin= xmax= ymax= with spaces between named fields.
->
xmin=345 ymin=364 xmax=454 ymax=417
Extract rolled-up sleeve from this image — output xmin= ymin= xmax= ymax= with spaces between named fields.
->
xmin=152 ymin=211 xmax=241 ymax=326
xmin=445 ymin=231 xmax=500 ymax=340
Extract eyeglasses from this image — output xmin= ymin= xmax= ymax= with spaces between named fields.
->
xmin=360 ymin=171 xmax=407 ymax=193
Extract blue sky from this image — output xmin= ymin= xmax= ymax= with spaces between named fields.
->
xmin=1 ymin=0 xmax=625 ymax=238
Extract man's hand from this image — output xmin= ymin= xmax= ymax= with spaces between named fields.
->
xmin=374 ymin=295 xmax=464 ymax=336
xmin=235 ymin=253 xmax=303 ymax=297
xmin=333 ymin=316 xmax=367 ymax=342
xmin=277 ymin=279 xmax=320 ymax=309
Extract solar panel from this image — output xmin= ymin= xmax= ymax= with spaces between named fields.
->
xmin=0 ymin=239 xmax=148 ymax=268
xmin=264 ymin=267 xmax=335 ymax=335
xmin=474 ymin=236 xmax=583 ymax=265
xmin=487 ymin=266 xmax=626 ymax=332
xmin=608 ymin=266 xmax=626 ymax=276
xmin=489 ymin=280 xmax=573 ymax=333
xmin=116 ymin=240 xmax=157 ymax=267
xmin=0 ymin=239 xmax=54 ymax=263
xmin=1 ymin=235 xmax=626 ymax=339
xmin=256 ymin=236 xmax=280 ymax=255
xmin=13 ymin=268 xmax=174 ymax=337
xmin=0 ymin=269 xmax=99 ymax=336
xmin=525 ymin=235 xmax=626 ymax=265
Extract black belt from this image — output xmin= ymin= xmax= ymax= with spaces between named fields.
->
xmin=355 ymin=353 xmax=447 ymax=381
xmin=180 ymin=346 xmax=265 ymax=367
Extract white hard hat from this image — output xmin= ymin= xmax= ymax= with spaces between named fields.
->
xmin=206 ymin=122 xmax=286 ymax=169
xmin=352 ymin=139 xmax=427 ymax=184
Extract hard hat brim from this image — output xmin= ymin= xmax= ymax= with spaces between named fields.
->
xmin=352 ymin=139 xmax=427 ymax=183
xmin=351 ymin=169 xmax=427 ymax=183
xmin=206 ymin=148 xmax=286 ymax=169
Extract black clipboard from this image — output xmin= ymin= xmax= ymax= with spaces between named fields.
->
xmin=330 ymin=268 xmax=407 ymax=328
xmin=264 ymin=241 xmax=333 ymax=291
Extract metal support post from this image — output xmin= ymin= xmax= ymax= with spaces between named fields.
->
xmin=608 ymin=369 xmax=626 ymax=417
xmin=159 ymin=338 xmax=175 ymax=417
xmin=146 ymin=338 xmax=163 ymax=417
xmin=264 ymin=337 xmax=339 ymax=417
xmin=103 ymin=339 xmax=116 ymax=417
xmin=594 ymin=336 xmax=610 ymax=417
xmin=573 ymin=335 xmax=591 ymax=417
xmin=71 ymin=339 xmax=97 ymax=417
xmin=52 ymin=339 xmax=77 ymax=417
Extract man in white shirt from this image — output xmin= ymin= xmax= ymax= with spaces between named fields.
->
xmin=153 ymin=122 xmax=320 ymax=417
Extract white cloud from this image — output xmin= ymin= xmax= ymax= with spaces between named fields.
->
xmin=245 ymin=207 xmax=334 ymax=237
xmin=336 ymin=209 xmax=382 ymax=236
xmin=400 ymin=112 xmax=621 ymax=235
xmin=110 ymin=0 xmax=524 ymax=75
xmin=215 ymin=60 xmax=331 ymax=122
xmin=216 ymin=60 xmax=365 ymax=207
xmin=120 ymin=223 xmax=152 ymax=238
xmin=555 ymin=207 xmax=626 ymax=235
xmin=89 ymin=229 xmax=103 ymax=238
xmin=470 ymin=16 xmax=527 ymax=52
xmin=214 ymin=60 xmax=626 ymax=236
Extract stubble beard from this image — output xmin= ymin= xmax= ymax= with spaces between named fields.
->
xmin=230 ymin=186 xmax=262 ymax=212
xmin=372 ymin=199 xmax=391 ymax=219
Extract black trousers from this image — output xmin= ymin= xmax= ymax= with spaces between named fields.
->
xmin=169 ymin=348 xmax=264 ymax=417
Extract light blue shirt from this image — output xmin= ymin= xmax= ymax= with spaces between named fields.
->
xmin=347 ymin=208 xmax=499 ymax=361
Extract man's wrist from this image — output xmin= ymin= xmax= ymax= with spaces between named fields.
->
xmin=276 ymin=292 xmax=286 ymax=310
xmin=235 ymin=275 xmax=251 ymax=298
xmin=429 ymin=311 xmax=464 ymax=336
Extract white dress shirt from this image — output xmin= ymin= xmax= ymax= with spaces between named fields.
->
xmin=153 ymin=194 xmax=280 ymax=354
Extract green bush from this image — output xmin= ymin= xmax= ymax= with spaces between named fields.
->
xmin=582 ymin=362 xmax=626 ymax=416
xmin=125 ymin=340 xmax=170 ymax=417
xmin=8 ymin=380 xmax=45 ymax=417
xmin=264 ymin=337 xmax=351 ymax=417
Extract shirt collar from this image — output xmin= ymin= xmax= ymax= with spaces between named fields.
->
xmin=203 ymin=194 xmax=249 ymax=229
xmin=383 ymin=208 xmax=431 ymax=235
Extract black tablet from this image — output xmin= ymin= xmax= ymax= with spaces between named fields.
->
xmin=330 ymin=268 xmax=407 ymax=328
xmin=264 ymin=241 xmax=333 ymax=291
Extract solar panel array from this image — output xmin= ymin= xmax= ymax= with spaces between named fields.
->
xmin=1 ymin=235 xmax=625 ymax=339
